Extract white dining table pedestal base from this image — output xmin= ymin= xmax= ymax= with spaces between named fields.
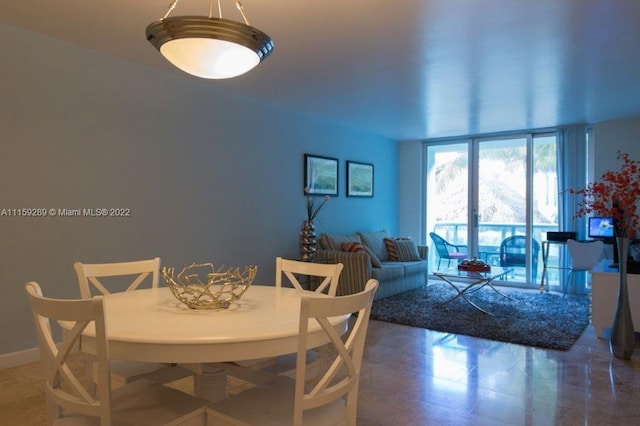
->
xmin=191 ymin=364 xmax=228 ymax=402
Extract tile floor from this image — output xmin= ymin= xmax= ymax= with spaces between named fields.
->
xmin=2 ymin=319 xmax=640 ymax=425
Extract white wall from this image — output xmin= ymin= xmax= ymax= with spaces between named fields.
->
xmin=398 ymin=140 xmax=424 ymax=243
xmin=0 ymin=24 xmax=399 ymax=357
xmin=593 ymin=116 xmax=640 ymax=177
xmin=591 ymin=116 xmax=640 ymax=259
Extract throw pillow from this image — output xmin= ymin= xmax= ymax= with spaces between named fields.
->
xmin=393 ymin=239 xmax=422 ymax=261
xmin=341 ymin=241 xmax=382 ymax=268
xmin=320 ymin=233 xmax=362 ymax=251
xmin=357 ymin=230 xmax=390 ymax=261
xmin=384 ymin=237 xmax=413 ymax=261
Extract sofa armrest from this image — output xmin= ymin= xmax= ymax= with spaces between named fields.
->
xmin=316 ymin=249 xmax=372 ymax=296
xmin=417 ymin=245 xmax=428 ymax=261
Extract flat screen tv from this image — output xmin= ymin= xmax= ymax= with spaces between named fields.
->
xmin=588 ymin=216 xmax=615 ymax=239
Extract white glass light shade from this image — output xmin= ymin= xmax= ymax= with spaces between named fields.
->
xmin=161 ymin=38 xmax=260 ymax=79
xmin=146 ymin=16 xmax=274 ymax=80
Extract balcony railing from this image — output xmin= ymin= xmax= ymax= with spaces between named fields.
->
xmin=432 ymin=222 xmax=557 ymax=247
xmin=429 ymin=222 xmax=560 ymax=286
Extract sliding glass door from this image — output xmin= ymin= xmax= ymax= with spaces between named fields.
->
xmin=474 ymin=137 xmax=528 ymax=275
xmin=426 ymin=133 xmax=558 ymax=287
xmin=425 ymin=142 xmax=469 ymax=269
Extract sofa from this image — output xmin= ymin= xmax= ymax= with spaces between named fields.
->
xmin=315 ymin=229 xmax=428 ymax=300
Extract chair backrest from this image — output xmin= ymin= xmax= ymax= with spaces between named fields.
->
xmin=74 ymin=257 xmax=161 ymax=298
xmin=429 ymin=232 xmax=452 ymax=257
xmin=500 ymin=236 xmax=540 ymax=280
xmin=567 ymin=239 xmax=604 ymax=271
xmin=500 ymin=236 xmax=540 ymax=267
xmin=294 ymin=279 xmax=378 ymax=426
xmin=25 ymin=282 xmax=112 ymax=425
xmin=275 ymin=257 xmax=344 ymax=296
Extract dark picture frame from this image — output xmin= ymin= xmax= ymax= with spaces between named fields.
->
xmin=347 ymin=161 xmax=374 ymax=197
xmin=304 ymin=154 xmax=339 ymax=196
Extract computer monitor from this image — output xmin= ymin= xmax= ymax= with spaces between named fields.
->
xmin=588 ymin=216 xmax=615 ymax=240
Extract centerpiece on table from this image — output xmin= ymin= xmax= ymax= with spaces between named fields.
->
xmin=161 ymin=263 xmax=257 ymax=310
xmin=458 ymin=257 xmax=491 ymax=272
xmin=300 ymin=187 xmax=330 ymax=261
xmin=567 ymin=150 xmax=640 ymax=359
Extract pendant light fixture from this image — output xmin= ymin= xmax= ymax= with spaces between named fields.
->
xmin=146 ymin=0 xmax=274 ymax=79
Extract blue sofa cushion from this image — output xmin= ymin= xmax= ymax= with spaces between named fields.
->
xmin=402 ymin=260 xmax=428 ymax=276
xmin=371 ymin=262 xmax=405 ymax=281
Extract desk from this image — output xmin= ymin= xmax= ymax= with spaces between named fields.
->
xmin=540 ymin=240 xmax=571 ymax=293
xmin=433 ymin=267 xmax=512 ymax=315
xmin=62 ymin=286 xmax=348 ymax=400
xmin=591 ymin=261 xmax=640 ymax=337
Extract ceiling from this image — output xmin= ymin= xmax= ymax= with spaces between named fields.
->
xmin=3 ymin=0 xmax=640 ymax=140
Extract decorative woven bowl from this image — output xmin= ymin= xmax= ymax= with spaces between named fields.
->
xmin=161 ymin=263 xmax=257 ymax=310
xmin=457 ymin=258 xmax=491 ymax=272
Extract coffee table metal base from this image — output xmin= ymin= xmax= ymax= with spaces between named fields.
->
xmin=432 ymin=267 xmax=512 ymax=315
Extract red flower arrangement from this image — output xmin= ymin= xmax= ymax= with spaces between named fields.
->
xmin=567 ymin=151 xmax=640 ymax=238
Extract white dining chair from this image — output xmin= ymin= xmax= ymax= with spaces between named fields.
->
xmin=565 ymin=239 xmax=605 ymax=296
xmin=271 ymin=257 xmax=345 ymax=377
xmin=220 ymin=258 xmax=345 ymax=385
xmin=207 ymin=279 xmax=378 ymax=426
xmin=74 ymin=258 xmax=194 ymax=389
xmin=275 ymin=257 xmax=344 ymax=296
xmin=24 ymin=281 xmax=210 ymax=426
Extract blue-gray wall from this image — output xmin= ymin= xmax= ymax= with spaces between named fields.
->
xmin=0 ymin=24 xmax=399 ymax=357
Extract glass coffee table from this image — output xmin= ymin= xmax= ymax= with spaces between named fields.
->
xmin=432 ymin=267 xmax=513 ymax=315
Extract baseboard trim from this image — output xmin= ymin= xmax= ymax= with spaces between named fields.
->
xmin=0 ymin=347 xmax=39 ymax=369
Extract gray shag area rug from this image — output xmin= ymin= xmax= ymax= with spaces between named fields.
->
xmin=371 ymin=284 xmax=590 ymax=350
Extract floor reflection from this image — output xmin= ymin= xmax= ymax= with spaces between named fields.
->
xmin=357 ymin=319 xmax=640 ymax=425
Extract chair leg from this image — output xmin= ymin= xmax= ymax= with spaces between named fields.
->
xmin=563 ymin=271 xmax=573 ymax=297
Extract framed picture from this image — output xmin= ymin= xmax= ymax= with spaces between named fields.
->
xmin=347 ymin=161 xmax=374 ymax=197
xmin=304 ymin=154 xmax=338 ymax=196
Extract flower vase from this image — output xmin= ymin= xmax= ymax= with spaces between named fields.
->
xmin=610 ymin=236 xmax=635 ymax=359
xmin=299 ymin=220 xmax=317 ymax=262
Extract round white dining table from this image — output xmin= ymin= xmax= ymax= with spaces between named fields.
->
xmin=65 ymin=285 xmax=349 ymax=401
xmin=73 ymin=285 xmax=348 ymax=362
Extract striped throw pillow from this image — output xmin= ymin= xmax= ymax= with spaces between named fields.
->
xmin=384 ymin=237 xmax=412 ymax=261
xmin=357 ymin=230 xmax=390 ymax=261
xmin=393 ymin=239 xmax=421 ymax=261
xmin=341 ymin=242 xmax=382 ymax=268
